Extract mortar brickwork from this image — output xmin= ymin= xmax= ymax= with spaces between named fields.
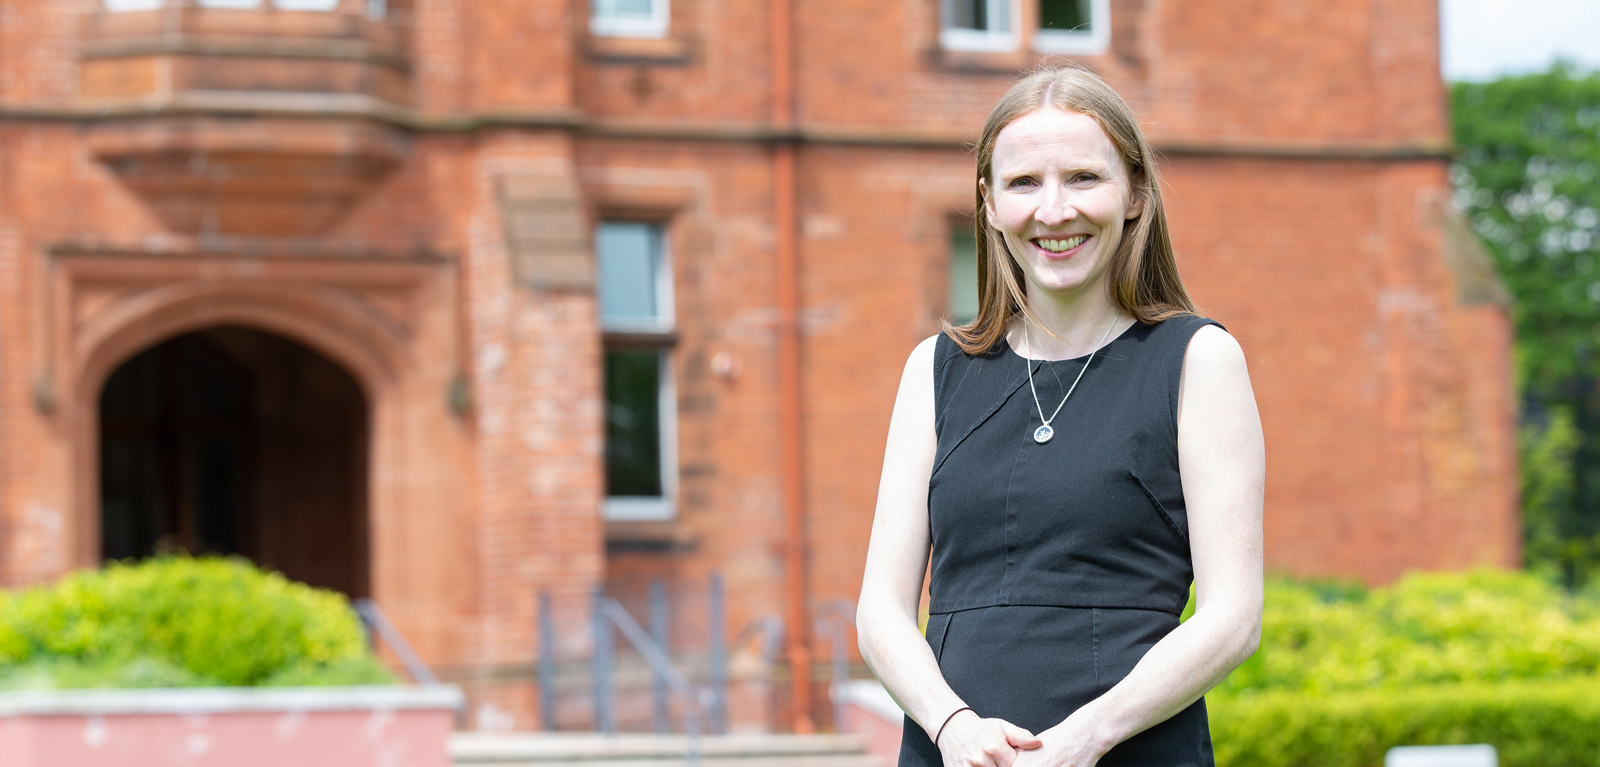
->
xmin=0 ymin=0 xmax=1515 ymax=732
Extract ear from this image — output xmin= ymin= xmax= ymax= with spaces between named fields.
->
xmin=1126 ymin=188 xmax=1145 ymax=220
xmin=980 ymin=178 xmax=1001 ymax=231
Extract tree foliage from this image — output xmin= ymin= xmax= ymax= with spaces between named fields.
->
xmin=1452 ymin=63 xmax=1600 ymax=589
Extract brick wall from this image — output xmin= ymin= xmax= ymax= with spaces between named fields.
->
xmin=0 ymin=0 xmax=1515 ymax=733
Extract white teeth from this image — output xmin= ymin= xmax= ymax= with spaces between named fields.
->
xmin=1037 ymin=234 xmax=1088 ymax=252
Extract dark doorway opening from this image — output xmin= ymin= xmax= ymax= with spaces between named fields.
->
xmin=99 ymin=326 xmax=370 ymax=596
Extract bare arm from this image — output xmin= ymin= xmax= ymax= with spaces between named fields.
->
xmin=857 ymin=336 xmax=1040 ymax=767
xmin=1018 ymin=325 xmax=1266 ymax=767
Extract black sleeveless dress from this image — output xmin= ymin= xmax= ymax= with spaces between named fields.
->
xmin=898 ymin=316 xmax=1221 ymax=767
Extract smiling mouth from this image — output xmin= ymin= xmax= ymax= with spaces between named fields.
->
xmin=1034 ymin=234 xmax=1089 ymax=253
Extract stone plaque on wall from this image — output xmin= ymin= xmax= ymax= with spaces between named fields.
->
xmin=495 ymin=172 xmax=594 ymax=292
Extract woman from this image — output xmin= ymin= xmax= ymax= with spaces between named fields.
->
xmin=856 ymin=67 xmax=1265 ymax=767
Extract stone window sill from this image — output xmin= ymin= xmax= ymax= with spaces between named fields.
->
xmin=933 ymin=45 xmax=1032 ymax=74
xmin=605 ymin=519 xmax=695 ymax=552
xmin=584 ymin=34 xmax=693 ymax=65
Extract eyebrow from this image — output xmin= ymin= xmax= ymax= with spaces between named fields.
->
xmin=996 ymin=159 xmax=1112 ymax=182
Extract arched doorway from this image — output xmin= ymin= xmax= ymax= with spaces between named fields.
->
xmin=98 ymin=325 xmax=370 ymax=597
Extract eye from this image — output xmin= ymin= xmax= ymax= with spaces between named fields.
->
xmin=1007 ymin=176 xmax=1037 ymax=188
xmin=1072 ymin=172 xmax=1100 ymax=184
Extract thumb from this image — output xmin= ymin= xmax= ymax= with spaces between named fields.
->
xmin=1002 ymin=722 xmax=1042 ymax=750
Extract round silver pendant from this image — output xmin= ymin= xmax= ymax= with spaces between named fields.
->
xmin=1033 ymin=424 xmax=1054 ymax=444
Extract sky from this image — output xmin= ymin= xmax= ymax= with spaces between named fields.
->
xmin=1441 ymin=0 xmax=1600 ymax=81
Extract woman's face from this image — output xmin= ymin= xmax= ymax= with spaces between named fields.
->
xmin=982 ymin=107 xmax=1141 ymax=304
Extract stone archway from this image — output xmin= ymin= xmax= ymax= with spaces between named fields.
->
xmin=48 ymin=252 xmax=464 ymax=665
xmin=62 ymin=275 xmax=411 ymax=575
xmin=98 ymin=325 xmax=370 ymax=596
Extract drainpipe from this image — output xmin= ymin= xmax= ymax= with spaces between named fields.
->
xmin=770 ymin=0 xmax=814 ymax=736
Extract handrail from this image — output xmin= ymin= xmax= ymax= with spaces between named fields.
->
xmin=593 ymin=592 xmax=714 ymax=766
xmin=815 ymin=598 xmax=856 ymax=733
xmin=650 ymin=579 xmax=670 ymax=733
xmin=601 ymin=599 xmax=702 ymax=702
xmin=734 ymin=614 xmax=786 ymax=665
xmin=707 ymin=573 xmax=727 ymax=734
xmin=539 ymin=590 xmax=557 ymax=730
xmin=731 ymin=614 xmax=785 ymax=733
xmin=353 ymin=598 xmax=440 ymax=685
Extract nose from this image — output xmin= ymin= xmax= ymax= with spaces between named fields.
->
xmin=1034 ymin=183 xmax=1077 ymax=227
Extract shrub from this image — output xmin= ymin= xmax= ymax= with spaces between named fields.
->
xmin=0 ymin=556 xmax=394 ymax=689
xmin=0 ymin=656 xmax=216 ymax=691
xmin=1209 ymin=678 xmax=1600 ymax=767
xmin=1199 ymin=569 xmax=1600 ymax=766
xmin=1218 ymin=569 xmax=1600 ymax=696
xmin=261 ymin=656 xmax=397 ymax=687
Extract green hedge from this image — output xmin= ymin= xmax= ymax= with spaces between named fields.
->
xmin=1209 ymin=678 xmax=1600 ymax=767
xmin=1218 ymin=569 xmax=1600 ymax=696
xmin=1199 ymin=570 xmax=1600 ymax=766
xmin=0 ymin=556 xmax=394 ymax=689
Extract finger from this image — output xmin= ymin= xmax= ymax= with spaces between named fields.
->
xmin=1002 ymin=723 xmax=1042 ymax=750
xmin=992 ymin=742 xmax=1017 ymax=767
xmin=978 ymin=730 xmax=1019 ymax=767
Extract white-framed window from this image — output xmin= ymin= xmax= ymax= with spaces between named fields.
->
xmin=598 ymin=222 xmax=674 ymax=333
xmin=940 ymin=0 xmax=1019 ymax=52
xmin=591 ymin=0 xmax=670 ymax=39
xmin=598 ymin=222 xmax=677 ymax=521
xmin=1033 ymin=0 xmax=1110 ymax=55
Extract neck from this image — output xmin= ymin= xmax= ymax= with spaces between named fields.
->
xmin=1008 ymin=284 xmax=1130 ymax=360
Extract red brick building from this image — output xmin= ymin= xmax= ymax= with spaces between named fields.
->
xmin=0 ymin=0 xmax=1516 ymax=731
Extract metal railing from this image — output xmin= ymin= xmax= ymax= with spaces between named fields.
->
xmin=814 ymin=598 xmax=857 ymax=733
xmin=650 ymin=579 xmax=671 ymax=733
xmin=592 ymin=588 xmax=716 ymax=765
xmin=353 ymin=598 xmax=439 ymax=685
xmin=356 ymin=581 xmax=860 ymax=738
xmin=731 ymin=612 xmax=785 ymax=730
xmin=538 ymin=573 xmax=803 ymax=737
xmin=539 ymin=590 xmax=558 ymax=730
xmin=707 ymin=574 xmax=728 ymax=733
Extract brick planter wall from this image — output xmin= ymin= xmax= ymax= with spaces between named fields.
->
xmin=0 ymin=685 xmax=464 ymax=767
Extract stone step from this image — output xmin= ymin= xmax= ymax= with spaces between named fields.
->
xmin=452 ymin=733 xmax=882 ymax=767
xmin=454 ymin=754 xmax=884 ymax=767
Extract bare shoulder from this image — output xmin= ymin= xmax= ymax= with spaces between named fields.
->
xmin=907 ymin=333 xmax=940 ymax=368
xmin=1178 ymin=324 xmax=1260 ymax=431
xmin=895 ymin=333 xmax=941 ymax=386
xmin=1177 ymin=324 xmax=1255 ymax=424
xmin=1183 ymin=324 xmax=1249 ymax=383
xmin=892 ymin=334 xmax=942 ymax=415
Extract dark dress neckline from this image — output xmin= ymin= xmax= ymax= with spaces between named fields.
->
xmin=998 ymin=319 xmax=1141 ymax=364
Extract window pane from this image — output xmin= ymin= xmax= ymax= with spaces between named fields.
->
xmin=990 ymin=0 xmax=1009 ymax=33
xmin=595 ymin=0 xmax=655 ymax=19
xmin=947 ymin=0 xmax=985 ymax=30
xmin=105 ymin=0 xmax=164 ymax=10
xmin=1039 ymin=0 xmax=1090 ymax=30
xmin=598 ymin=222 xmax=664 ymax=328
xmin=949 ymin=225 xmax=980 ymax=324
xmin=605 ymin=350 xmax=663 ymax=497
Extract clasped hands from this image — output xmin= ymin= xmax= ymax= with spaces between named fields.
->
xmin=937 ymin=709 xmax=1102 ymax=767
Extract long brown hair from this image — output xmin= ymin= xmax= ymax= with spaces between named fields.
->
xmin=945 ymin=65 xmax=1196 ymax=355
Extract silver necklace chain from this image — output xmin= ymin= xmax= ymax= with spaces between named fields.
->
xmin=1023 ymin=318 xmax=1117 ymax=444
